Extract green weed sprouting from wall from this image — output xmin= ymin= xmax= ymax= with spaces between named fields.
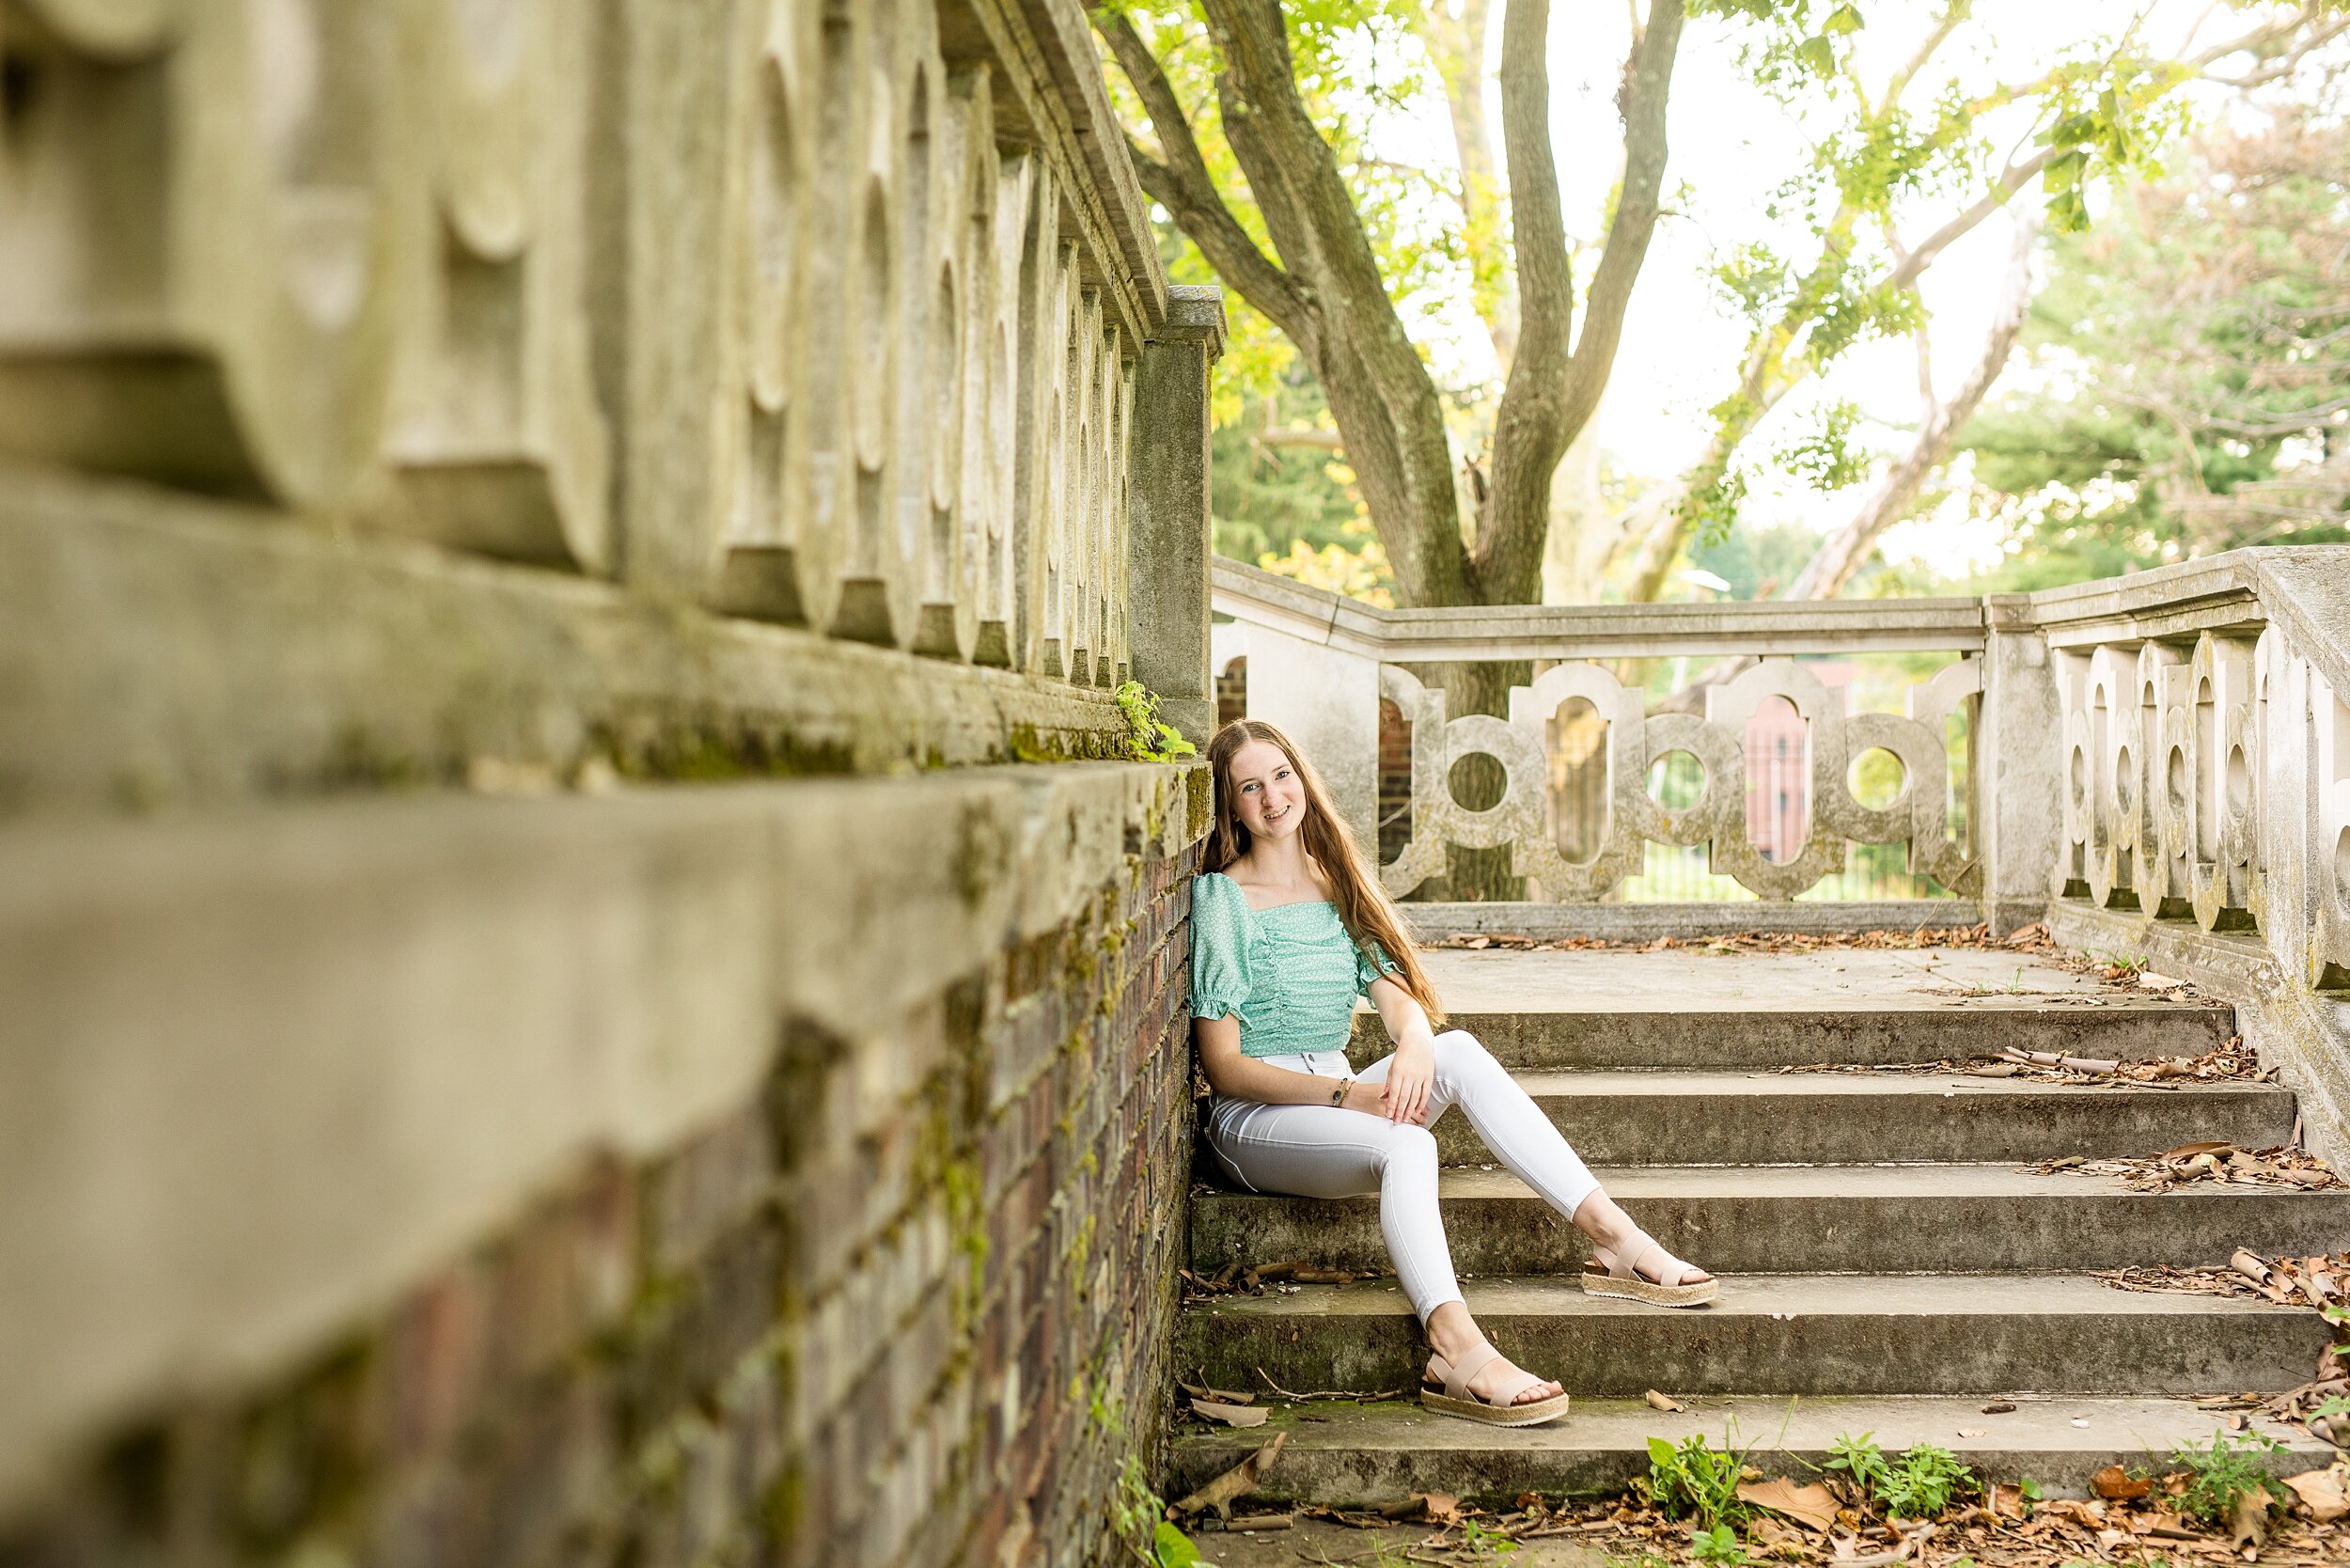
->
xmin=1115 ymin=682 xmax=1198 ymax=762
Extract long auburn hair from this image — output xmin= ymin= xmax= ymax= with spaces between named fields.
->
xmin=1204 ymin=719 xmax=1445 ymax=1027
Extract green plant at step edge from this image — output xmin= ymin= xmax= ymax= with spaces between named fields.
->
xmin=1648 ymin=1429 xmax=1751 ymax=1529
xmin=1115 ymin=682 xmax=1198 ymax=762
xmin=2168 ymin=1428 xmax=2284 ymax=1527
xmin=1458 ymin=1517 xmax=1519 ymax=1559
xmin=1880 ymin=1442 xmax=1976 ymax=1518
xmin=1113 ymin=1454 xmax=1200 ymax=1567
xmin=1824 ymin=1434 xmax=1976 ymax=1517
xmin=1690 ymin=1523 xmax=1748 ymax=1566
xmin=1825 ymin=1433 xmax=1890 ymax=1500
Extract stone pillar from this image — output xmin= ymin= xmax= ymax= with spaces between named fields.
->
xmin=1979 ymin=595 xmax=2062 ymax=933
xmin=1127 ymin=285 xmax=1227 ymax=745
xmin=1244 ymin=626 xmax=1382 ymax=858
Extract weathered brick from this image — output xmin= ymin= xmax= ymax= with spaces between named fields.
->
xmin=7 ymin=815 xmax=1203 ymax=1568
xmin=640 ymin=1104 xmax=776 ymax=1278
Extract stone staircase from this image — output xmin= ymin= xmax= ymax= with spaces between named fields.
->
xmin=1168 ymin=947 xmax=2348 ymax=1504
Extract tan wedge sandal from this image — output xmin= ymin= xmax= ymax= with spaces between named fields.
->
xmin=1419 ymin=1341 xmax=1573 ymax=1428
xmin=1581 ymin=1227 xmax=1718 ymax=1307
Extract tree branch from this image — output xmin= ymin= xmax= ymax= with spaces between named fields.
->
xmin=1559 ymin=0 xmax=1685 ymax=446
xmin=1415 ymin=0 xmax=1517 ymax=371
xmin=1096 ymin=12 xmax=1312 ymax=339
xmin=1885 ymin=150 xmax=2050 ymax=294
xmin=1786 ymin=212 xmax=2043 ymax=601
xmin=1880 ymin=4 xmax=1967 ymax=114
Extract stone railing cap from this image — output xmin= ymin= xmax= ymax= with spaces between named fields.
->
xmin=1156 ymin=285 xmax=1229 ymax=353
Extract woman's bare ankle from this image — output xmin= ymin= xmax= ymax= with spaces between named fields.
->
xmin=1424 ymin=1300 xmax=1482 ymax=1363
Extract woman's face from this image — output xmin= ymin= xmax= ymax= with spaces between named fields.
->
xmin=1226 ymin=738 xmax=1307 ymax=843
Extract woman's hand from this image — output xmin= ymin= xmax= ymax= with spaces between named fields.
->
xmin=1379 ymin=1038 xmax=1435 ymax=1126
xmin=1339 ymin=1077 xmax=1389 ymax=1115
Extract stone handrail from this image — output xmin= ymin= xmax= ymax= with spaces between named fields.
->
xmin=0 ymin=0 xmax=1229 ymax=812
xmin=1214 ymin=551 xmax=2350 ymax=935
xmin=2026 ymin=550 xmax=2350 ymax=1142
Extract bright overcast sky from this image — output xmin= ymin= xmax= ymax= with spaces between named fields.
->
xmin=1356 ymin=0 xmax=2307 ymax=580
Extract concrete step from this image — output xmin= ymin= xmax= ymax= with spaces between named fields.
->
xmin=1178 ymin=1274 xmax=2332 ymax=1399
xmin=1189 ymin=1165 xmax=2350 ymax=1276
xmin=1166 ymin=1395 xmax=2330 ymax=1507
xmin=1429 ymin=1072 xmax=2295 ymax=1168
xmin=1353 ymin=1003 xmax=2237 ymax=1071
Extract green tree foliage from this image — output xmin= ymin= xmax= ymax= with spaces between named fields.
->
xmin=1099 ymin=0 xmax=1685 ymax=617
xmin=1958 ymin=103 xmax=2350 ymax=586
xmin=1609 ymin=3 xmax=2337 ymax=604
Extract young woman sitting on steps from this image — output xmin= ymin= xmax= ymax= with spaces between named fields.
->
xmin=1191 ymin=719 xmax=1716 ymax=1428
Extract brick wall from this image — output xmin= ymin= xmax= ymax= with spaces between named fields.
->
xmin=0 ymin=772 xmax=1207 ymax=1568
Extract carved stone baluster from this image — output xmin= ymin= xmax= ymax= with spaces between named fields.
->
xmin=716 ymin=1 xmax=822 ymax=623
xmin=794 ymin=0 xmax=869 ymax=635
xmin=1900 ymin=657 xmax=1983 ymax=896
xmin=0 ymin=0 xmax=409 ymax=509
xmin=2189 ymin=635 xmax=2260 ymax=932
xmin=1033 ymin=243 xmax=1077 ymax=679
xmin=2138 ymin=642 xmax=2195 ymax=918
xmin=377 ymin=0 xmax=611 ymax=572
xmin=828 ymin=2 xmax=910 ymax=644
xmin=1629 ymin=710 xmax=1742 ymax=876
xmin=2314 ymin=665 xmax=2350 ymax=990
xmin=1064 ymin=286 xmax=1100 ymax=686
xmin=1377 ymin=666 xmax=1449 ymax=898
xmin=1508 ymin=662 xmax=1646 ymax=901
xmin=916 ymin=63 xmax=999 ymax=662
xmin=1706 ymin=661 xmax=1846 ymax=901
xmin=600 ymin=0 xmax=745 ymax=595
xmin=2081 ymin=646 xmax=2142 ymax=912
xmin=979 ymin=151 xmax=1039 ymax=668
xmin=2053 ymin=647 xmax=2094 ymax=901
xmin=902 ymin=62 xmax=984 ymax=661
xmin=1104 ymin=364 xmax=1133 ymax=691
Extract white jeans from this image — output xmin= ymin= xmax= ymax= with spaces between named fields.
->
xmin=1203 ymin=1028 xmax=1601 ymax=1322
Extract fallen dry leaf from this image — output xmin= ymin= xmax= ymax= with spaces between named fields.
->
xmin=1171 ymin=1432 xmax=1286 ymax=1520
xmin=1738 ymin=1478 xmax=1841 ymax=1533
xmin=1956 ymin=1427 xmax=1985 ymax=1438
xmin=1981 ymin=1401 xmax=2017 ymax=1414
xmin=2282 ymin=1464 xmax=2349 ymax=1523
xmin=1645 ymin=1388 xmax=1686 ymax=1413
xmin=1189 ymin=1397 xmax=1268 ymax=1428
xmin=1989 ymin=1484 xmax=2029 ymax=1520
xmin=2092 ymin=1465 xmax=2154 ymax=1500
xmin=2229 ymin=1489 xmax=2270 ymax=1551
xmin=2140 ymin=971 xmax=2185 ymax=989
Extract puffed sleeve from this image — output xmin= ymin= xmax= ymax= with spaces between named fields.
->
xmin=1355 ymin=937 xmax=1402 ymax=997
xmin=1188 ymin=873 xmax=1253 ymax=1021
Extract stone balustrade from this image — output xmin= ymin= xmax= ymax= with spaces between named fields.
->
xmin=2025 ymin=551 xmax=2350 ymax=1158
xmin=0 ymin=0 xmax=1228 ymax=811
xmin=1211 ymin=558 xmax=1997 ymax=910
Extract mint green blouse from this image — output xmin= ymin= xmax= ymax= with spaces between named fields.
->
xmin=1188 ymin=871 xmax=1400 ymax=1058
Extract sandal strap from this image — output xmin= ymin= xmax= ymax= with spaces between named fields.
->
xmin=1629 ymin=1234 xmax=1691 ymax=1288
xmin=1597 ymin=1227 xmax=1697 ymax=1288
xmin=1592 ymin=1227 xmax=1651 ymax=1280
xmin=1441 ymin=1340 xmax=1505 ymax=1402
xmin=1484 ymin=1364 xmax=1547 ymax=1407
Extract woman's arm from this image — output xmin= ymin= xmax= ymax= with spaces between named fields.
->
xmin=1369 ymin=976 xmax=1439 ymax=1125
xmin=1195 ymin=1012 xmax=1386 ymax=1111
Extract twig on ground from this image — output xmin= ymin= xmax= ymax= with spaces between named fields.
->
xmin=1253 ymin=1365 xmax=1414 ymax=1403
